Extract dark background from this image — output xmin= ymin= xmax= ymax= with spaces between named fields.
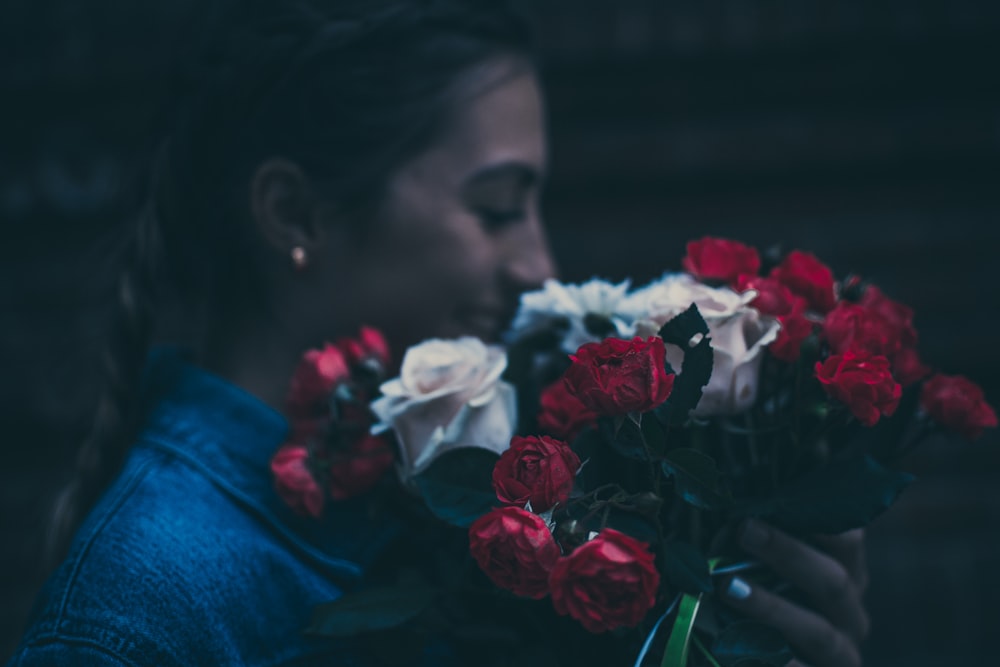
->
xmin=3 ymin=1 xmax=999 ymax=664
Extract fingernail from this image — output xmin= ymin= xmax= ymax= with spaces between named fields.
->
xmin=740 ymin=519 xmax=768 ymax=551
xmin=726 ymin=577 xmax=752 ymax=601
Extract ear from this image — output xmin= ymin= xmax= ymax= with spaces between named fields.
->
xmin=249 ymin=158 xmax=327 ymax=260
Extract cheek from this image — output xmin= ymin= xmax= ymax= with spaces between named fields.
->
xmin=351 ymin=217 xmax=498 ymax=335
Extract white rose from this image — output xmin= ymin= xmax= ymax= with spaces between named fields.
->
xmin=370 ymin=337 xmax=517 ymax=481
xmin=619 ymin=273 xmax=757 ymax=334
xmin=622 ymin=274 xmax=780 ymax=417
xmin=508 ymin=278 xmax=635 ymax=353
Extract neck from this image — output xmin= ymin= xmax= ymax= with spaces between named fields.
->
xmin=200 ymin=311 xmax=306 ymax=414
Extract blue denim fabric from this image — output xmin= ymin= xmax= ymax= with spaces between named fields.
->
xmin=9 ymin=349 xmax=435 ymax=666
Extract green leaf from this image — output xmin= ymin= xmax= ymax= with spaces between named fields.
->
xmin=710 ymin=621 xmax=794 ymax=667
xmin=658 ymin=303 xmax=710 ymax=343
xmin=656 ymin=304 xmax=714 ymax=427
xmin=604 ymin=507 xmax=662 ymax=545
xmin=306 ymin=585 xmax=438 ymax=637
xmin=641 ymin=413 xmax=668 ymax=457
xmin=661 ymin=540 xmax=714 ymax=595
xmin=661 ymin=593 xmax=702 ymax=667
xmin=741 ymin=454 xmax=914 ymax=534
xmin=661 ymin=448 xmax=732 ymax=511
xmin=412 ymin=448 xmax=500 ymax=528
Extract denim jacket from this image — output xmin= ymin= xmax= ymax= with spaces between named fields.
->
xmin=9 ymin=349 xmax=435 ymax=666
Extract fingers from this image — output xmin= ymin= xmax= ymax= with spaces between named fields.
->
xmin=811 ymin=529 xmax=869 ymax=593
xmin=723 ymin=576 xmax=862 ymax=667
xmin=737 ymin=520 xmax=870 ymax=643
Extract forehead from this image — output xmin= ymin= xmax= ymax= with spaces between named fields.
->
xmin=418 ymin=60 xmax=548 ymax=179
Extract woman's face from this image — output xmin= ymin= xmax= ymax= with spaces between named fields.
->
xmin=324 ymin=61 xmax=555 ymax=353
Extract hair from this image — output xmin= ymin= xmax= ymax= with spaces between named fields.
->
xmin=46 ymin=0 xmax=534 ymax=562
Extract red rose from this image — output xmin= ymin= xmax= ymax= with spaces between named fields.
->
xmin=287 ymin=344 xmax=350 ymax=419
xmin=860 ymin=287 xmax=917 ymax=349
xmin=770 ymin=250 xmax=837 ymax=313
xmin=549 ymin=529 xmax=660 ymax=634
xmin=815 ymin=351 xmax=902 ymax=426
xmin=270 ymin=443 xmax=324 ymax=517
xmin=682 ymin=237 xmax=761 ymax=285
xmin=492 ymin=436 xmax=581 ymax=512
xmin=892 ymin=347 xmax=930 ymax=387
xmin=770 ymin=304 xmax=815 ymax=363
xmin=469 ymin=507 xmax=561 ymax=599
xmin=735 ymin=274 xmax=801 ymax=317
xmin=822 ymin=302 xmax=900 ymax=358
xmin=338 ymin=326 xmax=392 ymax=369
xmin=537 ymin=380 xmax=599 ymax=441
xmin=920 ymin=374 xmax=998 ymax=441
xmin=328 ymin=435 xmax=395 ymax=500
xmin=563 ymin=337 xmax=675 ymax=416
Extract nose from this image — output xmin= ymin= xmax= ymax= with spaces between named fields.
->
xmin=501 ymin=212 xmax=557 ymax=291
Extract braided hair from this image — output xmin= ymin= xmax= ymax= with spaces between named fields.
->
xmin=46 ymin=0 xmax=534 ymax=561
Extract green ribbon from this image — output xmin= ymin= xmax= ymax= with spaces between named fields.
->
xmin=661 ymin=593 xmax=701 ymax=667
xmin=658 ymin=558 xmax=721 ymax=667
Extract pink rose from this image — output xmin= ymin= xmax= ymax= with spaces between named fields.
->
xmin=469 ymin=507 xmax=561 ymax=600
xmin=682 ymin=237 xmax=761 ymax=285
xmin=286 ymin=344 xmax=350 ymax=420
xmin=815 ymin=351 xmax=901 ymax=427
xmin=921 ymin=374 xmax=998 ymax=441
xmin=549 ymin=529 xmax=660 ymax=633
xmin=537 ymin=380 xmax=599 ymax=441
xmin=270 ymin=443 xmax=324 ymax=517
xmin=770 ymin=250 xmax=837 ymax=313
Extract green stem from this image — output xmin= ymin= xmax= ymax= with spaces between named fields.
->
xmin=691 ymin=635 xmax=723 ymax=667
xmin=637 ymin=414 xmax=664 ymax=497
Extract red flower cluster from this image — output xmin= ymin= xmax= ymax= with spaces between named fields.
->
xmin=921 ymin=374 xmax=999 ymax=441
xmin=687 ymin=237 xmax=987 ymax=431
xmin=684 ymin=238 xmax=840 ymax=363
xmin=469 ymin=506 xmax=659 ymax=632
xmin=471 ymin=434 xmax=660 ymax=633
xmin=683 ymin=238 xmax=836 ymax=318
xmin=271 ymin=328 xmax=395 ymax=517
xmin=563 ymin=336 xmax=674 ymax=416
xmin=822 ymin=287 xmax=928 ymax=387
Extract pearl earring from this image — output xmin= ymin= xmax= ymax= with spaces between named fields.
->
xmin=291 ymin=246 xmax=308 ymax=270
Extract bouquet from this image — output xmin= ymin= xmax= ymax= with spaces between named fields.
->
xmin=274 ymin=238 xmax=997 ymax=666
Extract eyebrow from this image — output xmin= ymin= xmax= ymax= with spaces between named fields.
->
xmin=463 ymin=161 xmax=544 ymax=190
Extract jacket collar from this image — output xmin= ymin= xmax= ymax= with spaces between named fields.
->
xmin=138 ymin=347 xmax=403 ymax=584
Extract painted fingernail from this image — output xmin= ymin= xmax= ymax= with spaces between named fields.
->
xmin=726 ymin=577 xmax=752 ymax=601
xmin=740 ymin=519 xmax=768 ymax=551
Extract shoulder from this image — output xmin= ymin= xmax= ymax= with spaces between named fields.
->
xmin=12 ymin=446 xmax=346 ymax=667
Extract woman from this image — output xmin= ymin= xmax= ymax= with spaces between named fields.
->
xmin=10 ymin=1 xmax=867 ymax=665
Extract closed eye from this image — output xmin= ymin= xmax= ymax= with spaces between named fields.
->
xmin=478 ymin=208 xmax=526 ymax=230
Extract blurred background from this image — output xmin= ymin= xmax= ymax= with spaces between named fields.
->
xmin=2 ymin=1 xmax=998 ymax=663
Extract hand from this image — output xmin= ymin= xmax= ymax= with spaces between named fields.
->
xmin=721 ymin=519 xmax=870 ymax=667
